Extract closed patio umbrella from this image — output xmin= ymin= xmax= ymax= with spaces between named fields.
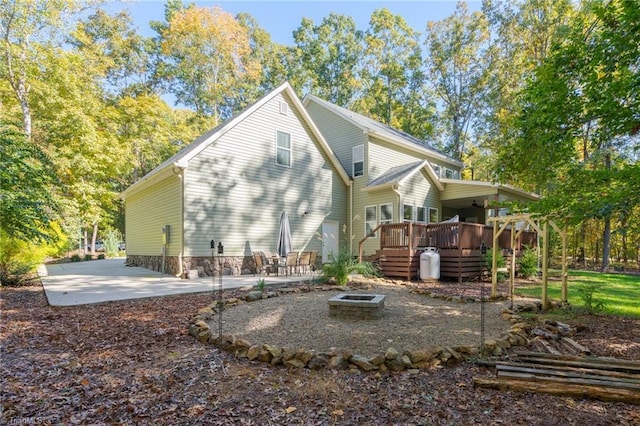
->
xmin=276 ymin=210 xmax=292 ymax=258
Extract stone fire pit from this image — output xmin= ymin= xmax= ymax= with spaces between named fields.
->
xmin=328 ymin=294 xmax=386 ymax=320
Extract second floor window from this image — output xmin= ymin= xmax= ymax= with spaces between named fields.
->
xmin=276 ymin=131 xmax=291 ymax=167
xmin=353 ymin=144 xmax=364 ymax=177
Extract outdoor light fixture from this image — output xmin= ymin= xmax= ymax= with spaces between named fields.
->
xmin=301 ymin=211 xmax=310 ymax=217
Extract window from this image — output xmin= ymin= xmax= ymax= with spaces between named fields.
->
xmin=417 ymin=206 xmax=427 ymax=223
xmin=352 ymin=144 xmax=364 ymax=177
xmin=380 ymin=204 xmax=393 ymax=225
xmin=445 ymin=168 xmax=454 ymax=179
xmin=432 ymin=164 xmax=441 ymax=178
xmin=403 ymin=204 xmax=414 ymax=222
xmin=365 ymin=206 xmax=377 ymax=237
xmin=429 ymin=207 xmax=439 ymax=223
xmin=276 ymin=131 xmax=291 ymax=167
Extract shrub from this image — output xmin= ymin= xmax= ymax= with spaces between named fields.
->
xmin=84 ymin=254 xmax=92 ymax=261
xmin=577 ymin=284 xmax=608 ymax=314
xmin=256 ymin=278 xmax=265 ymax=291
xmin=483 ymin=247 xmax=507 ymax=281
xmin=518 ymin=246 xmax=538 ymax=278
xmin=70 ymin=254 xmax=82 ymax=262
xmin=0 ymin=231 xmax=48 ymax=286
xmin=97 ymin=254 xmax=106 ymax=259
xmin=321 ymin=249 xmax=379 ymax=286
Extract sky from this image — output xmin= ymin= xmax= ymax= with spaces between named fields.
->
xmin=112 ymin=0 xmax=483 ymax=45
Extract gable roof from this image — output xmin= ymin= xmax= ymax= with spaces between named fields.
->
xmin=303 ymin=94 xmax=463 ymax=168
xmin=120 ymin=82 xmax=351 ymax=199
xmin=363 ymin=160 xmax=445 ymax=192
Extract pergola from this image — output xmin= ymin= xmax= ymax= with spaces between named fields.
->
xmin=487 ymin=214 xmax=568 ymax=311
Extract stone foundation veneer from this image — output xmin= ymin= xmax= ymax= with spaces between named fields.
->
xmin=126 ymin=255 xmax=256 ymax=277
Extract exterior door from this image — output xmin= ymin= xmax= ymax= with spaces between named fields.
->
xmin=322 ymin=221 xmax=339 ymax=263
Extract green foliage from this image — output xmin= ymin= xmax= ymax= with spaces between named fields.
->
xmin=0 ymin=231 xmax=47 ymax=286
xmin=0 ymin=124 xmax=59 ymax=242
xmin=84 ymin=254 xmax=93 ymax=261
xmin=518 ymin=246 xmax=538 ymax=278
xmin=321 ymin=250 xmax=379 ymax=286
xmin=425 ymin=1 xmax=494 ymax=159
xmin=70 ymin=254 xmax=82 ymax=262
xmin=577 ymin=283 xmax=608 ymax=315
xmin=256 ymin=278 xmax=265 ymax=292
xmin=293 ymin=13 xmax=363 ymax=106
xmin=103 ymin=229 xmax=121 ymax=258
xmin=483 ymin=247 xmax=507 ymax=281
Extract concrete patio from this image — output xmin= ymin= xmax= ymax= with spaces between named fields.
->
xmin=39 ymin=258 xmax=313 ymax=306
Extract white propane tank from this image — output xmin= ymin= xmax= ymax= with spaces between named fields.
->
xmin=420 ymin=247 xmax=440 ymax=280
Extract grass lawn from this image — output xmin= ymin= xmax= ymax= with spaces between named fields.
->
xmin=515 ymin=269 xmax=640 ymax=318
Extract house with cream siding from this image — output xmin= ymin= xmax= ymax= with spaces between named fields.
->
xmin=121 ymin=81 xmax=538 ymax=280
xmin=303 ymin=94 xmax=539 ymax=268
xmin=120 ymin=83 xmax=351 ymax=277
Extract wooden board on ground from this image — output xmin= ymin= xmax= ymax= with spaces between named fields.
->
xmin=474 ymin=353 xmax=640 ymax=405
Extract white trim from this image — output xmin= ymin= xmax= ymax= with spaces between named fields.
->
xmin=428 ymin=207 xmax=439 ymax=223
xmin=403 ymin=204 xmax=414 ymax=223
xmin=365 ymin=205 xmax=377 ymax=238
xmin=275 ymin=130 xmax=292 ymax=167
xmin=380 ymin=203 xmax=393 ymax=225
xmin=417 ymin=206 xmax=427 ymax=223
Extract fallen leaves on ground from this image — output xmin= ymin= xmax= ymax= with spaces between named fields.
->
xmin=1 ymin=283 xmax=638 ymax=425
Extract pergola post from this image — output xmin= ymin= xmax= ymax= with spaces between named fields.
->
xmin=541 ymin=221 xmax=549 ymax=311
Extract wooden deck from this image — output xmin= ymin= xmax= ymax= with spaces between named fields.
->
xmin=360 ymin=222 xmax=537 ymax=282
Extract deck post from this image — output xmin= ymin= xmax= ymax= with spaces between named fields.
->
xmin=407 ymin=222 xmax=413 ymax=281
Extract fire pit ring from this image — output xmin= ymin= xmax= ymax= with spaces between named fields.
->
xmin=327 ymin=294 xmax=386 ymax=320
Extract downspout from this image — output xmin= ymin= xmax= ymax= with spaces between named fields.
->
xmin=173 ymin=166 xmax=185 ymax=278
xmin=349 ymin=181 xmax=353 ymax=254
xmin=392 ymin=184 xmax=402 ymax=222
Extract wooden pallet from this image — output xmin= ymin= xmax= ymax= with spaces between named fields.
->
xmin=474 ymin=352 xmax=640 ymax=405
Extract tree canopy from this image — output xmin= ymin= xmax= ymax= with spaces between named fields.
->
xmin=1 ymin=0 xmax=638 ymax=268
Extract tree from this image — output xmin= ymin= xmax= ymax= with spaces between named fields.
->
xmin=0 ymin=0 xmax=86 ymax=139
xmin=234 ymin=12 xmax=292 ymax=108
xmin=480 ymin=0 xmax=575 ymax=183
xmin=69 ymin=9 xmax=158 ymax=98
xmin=358 ymin=8 xmax=433 ymax=140
xmin=293 ymin=13 xmax=364 ymax=106
xmin=159 ymin=5 xmax=261 ymax=122
xmin=0 ymin=122 xmax=58 ymax=241
xmin=424 ymin=1 xmax=495 ymax=160
xmin=498 ymin=0 xmax=640 ymax=270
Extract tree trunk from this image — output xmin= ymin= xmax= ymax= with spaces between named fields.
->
xmin=601 ymin=217 xmax=611 ymax=272
xmin=90 ymin=223 xmax=99 ymax=254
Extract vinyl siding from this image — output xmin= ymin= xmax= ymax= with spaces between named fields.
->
xmin=183 ymin=92 xmax=347 ymax=257
xmin=356 ymin=142 xmax=442 ymax=256
xmin=304 ymin=102 xmax=368 ymax=177
xmin=125 ymin=174 xmax=182 ymax=256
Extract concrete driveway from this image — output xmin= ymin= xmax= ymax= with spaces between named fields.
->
xmin=40 ymin=258 xmax=310 ymax=306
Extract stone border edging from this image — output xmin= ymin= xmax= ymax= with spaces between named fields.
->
xmin=188 ymin=283 xmax=545 ymax=372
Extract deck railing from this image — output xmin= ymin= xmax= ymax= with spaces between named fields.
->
xmin=359 ymin=222 xmax=537 ymax=260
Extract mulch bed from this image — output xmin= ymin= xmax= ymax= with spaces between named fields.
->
xmin=1 ymin=281 xmax=638 ymax=425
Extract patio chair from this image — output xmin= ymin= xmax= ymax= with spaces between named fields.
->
xmin=298 ymin=251 xmax=311 ymax=275
xmin=253 ymin=252 xmax=270 ymax=276
xmin=285 ymin=252 xmax=298 ymax=276
xmin=309 ymin=250 xmax=318 ymax=272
